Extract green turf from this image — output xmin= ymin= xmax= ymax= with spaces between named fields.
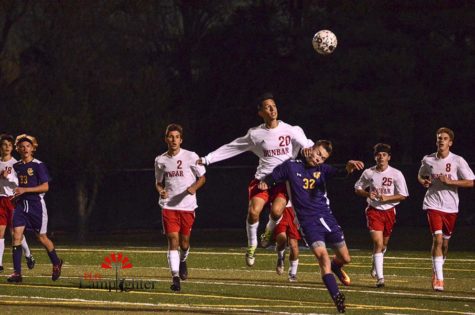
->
xmin=0 ymin=245 xmax=474 ymax=314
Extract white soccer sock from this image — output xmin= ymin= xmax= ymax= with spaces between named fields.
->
xmin=180 ymin=247 xmax=190 ymax=262
xmin=382 ymin=247 xmax=387 ymax=255
xmin=265 ymin=214 xmax=282 ymax=233
xmin=21 ymin=237 xmax=31 ymax=257
xmin=0 ymin=238 xmax=4 ymax=265
xmin=433 ymin=256 xmax=444 ymax=280
xmin=374 ymin=253 xmax=384 ymax=279
xmin=246 ymin=221 xmax=258 ymax=247
xmin=167 ymin=250 xmax=180 ymax=277
xmin=277 ymin=249 xmax=285 ymax=260
xmin=289 ymin=259 xmax=299 ymax=275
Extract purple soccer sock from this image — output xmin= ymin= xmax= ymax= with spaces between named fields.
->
xmin=322 ymin=273 xmax=340 ymax=298
xmin=12 ymin=245 xmax=22 ymax=274
xmin=47 ymin=249 xmax=61 ymax=265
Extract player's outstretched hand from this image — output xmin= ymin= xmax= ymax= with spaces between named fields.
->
xmin=196 ymin=158 xmax=204 ymax=165
xmin=346 ymin=160 xmax=364 ymax=173
xmin=159 ymin=190 xmax=169 ymax=199
xmin=302 ymin=147 xmax=313 ymax=158
xmin=258 ymin=181 xmax=269 ymax=191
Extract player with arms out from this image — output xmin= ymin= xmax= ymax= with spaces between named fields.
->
xmin=259 ymin=140 xmax=364 ymax=313
xmin=155 ymin=124 xmax=206 ymax=292
xmin=354 ymin=143 xmax=408 ymax=288
xmin=197 ymin=93 xmax=313 ymax=266
xmin=274 ymin=205 xmax=300 ymax=282
xmin=0 ymin=134 xmax=35 ymax=273
xmin=7 ymin=134 xmax=63 ymax=283
xmin=418 ymin=127 xmax=474 ymax=291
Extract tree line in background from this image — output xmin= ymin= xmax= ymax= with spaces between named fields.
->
xmin=1 ymin=0 xmax=474 ymax=239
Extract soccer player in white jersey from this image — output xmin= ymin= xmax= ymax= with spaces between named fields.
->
xmin=418 ymin=127 xmax=474 ymax=292
xmin=197 ymin=93 xmax=313 ymax=266
xmin=0 ymin=134 xmax=35 ymax=273
xmin=155 ymin=124 xmax=206 ymax=292
xmin=354 ymin=143 xmax=408 ymax=288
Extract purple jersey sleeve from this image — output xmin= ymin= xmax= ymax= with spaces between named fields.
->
xmin=37 ymin=162 xmax=51 ymax=184
xmin=267 ymin=160 xmax=291 ymax=185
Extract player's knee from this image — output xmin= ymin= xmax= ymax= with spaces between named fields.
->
xmin=248 ymin=207 xmax=261 ymax=221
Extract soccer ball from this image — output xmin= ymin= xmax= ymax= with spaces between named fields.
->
xmin=312 ymin=30 xmax=337 ymax=55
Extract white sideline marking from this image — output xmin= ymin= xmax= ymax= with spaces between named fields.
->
xmin=53 ymin=247 xmax=475 ymax=262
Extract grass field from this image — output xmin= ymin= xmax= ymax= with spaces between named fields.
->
xmin=0 ymin=231 xmax=474 ymax=315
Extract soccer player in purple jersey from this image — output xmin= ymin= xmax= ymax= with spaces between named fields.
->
xmin=6 ymin=134 xmax=63 ymax=283
xmin=0 ymin=134 xmax=35 ymax=273
xmin=259 ymin=140 xmax=364 ymax=313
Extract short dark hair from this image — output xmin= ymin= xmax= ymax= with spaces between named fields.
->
xmin=436 ymin=127 xmax=454 ymax=141
xmin=165 ymin=123 xmax=183 ymax=138
xmin=256 ymin=92 xmax=274 ymax=110
xmin=314 ymin=139 xmax=333 ymax=154
xmin=0 ymin=134 xmax=14 ymax=145
xmin=373 ymin=143 xmax=391 ymax=156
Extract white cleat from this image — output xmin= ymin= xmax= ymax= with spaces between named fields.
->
xmin=245 ymin=246 xmax=256 ymax=267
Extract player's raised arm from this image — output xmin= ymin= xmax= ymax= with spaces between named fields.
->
xmin=198 ymin=131 xmax=254 ymax=166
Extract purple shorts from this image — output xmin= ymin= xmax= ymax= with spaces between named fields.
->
xmin=299 ymin=214 xmax=345 ymax=248
xmin=13 ymin=199 xmax=48 ymax=234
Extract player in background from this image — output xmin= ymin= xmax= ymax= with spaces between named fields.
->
xmin=155 ymin=124 xmax=206 ymax=292
xmin=274 ymin=205 xmax=300 ymax=282
xmin=418 ymin=127 xmax=474 ymax=292
xmin=0 ymin=134 xmax=35 ymax=273
xmin=7 ymin=134 xmax=63 ymax=283
xmin=259 ymin=140 xmax=364 ymax=313
xmin=197 ymin=93 xmax=313 ymax=266
xmin=354 ymin=143 xmax=408 ymax=288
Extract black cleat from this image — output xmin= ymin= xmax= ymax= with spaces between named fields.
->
xmin=170 ymin=276 xmax=181 ymax=291
xmin=26 ymin=255 xmax=36 ymax=270
xmin=52 ymin=259 xmax=63 ymax=281
xmin=333 ymin=292 xmax=346 ymax=313
xmin=179 ymin=260 xmax=188 ymax=280
xmin=7 ymin=272 xmax=22 ymax=283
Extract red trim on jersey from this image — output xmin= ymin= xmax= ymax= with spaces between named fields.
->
xmin=426 ymin=209 xmax=457 ymax=238
xmin=365 ymin=206 xmax=396 ymax=237
xmin=161 ymin=209 xmax=195 ymax=236
xmin=274 ymin=207 xmax=301 ymax=240
xmin=248 ymin=179 xmax=288 ymax=203
xmin=0 ymin=196 xmax=15 ymax=226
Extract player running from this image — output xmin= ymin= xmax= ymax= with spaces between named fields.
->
xmin=354 ymin=143 xmax=408 ymax=288
xmin=259 ymin=140 xmax=364 ymax=313
xmin=155 ymin=124 xmax=206 ymax=292
xmin=197 ymin=93 xmax=313 ymax=266
xmin=274 ymin=205 xmax=300 ymax=282
xmin=7 ymin=134 xmax=63 ymax=283
xmin=0 ymin=134 xmax=35 ymax=273
xmin=418 ymin=127 xmax=474 ymax=292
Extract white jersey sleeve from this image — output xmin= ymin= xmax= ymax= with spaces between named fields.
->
xmin=420 ymin=152 xmax=475 ymax=213
xmin=155 ymin=149 xmax=206 ymax=211
xmin=201 ymin=129 xmax=255 ymax=165
xmin=0 ymin=157 xmax=18 ymax=197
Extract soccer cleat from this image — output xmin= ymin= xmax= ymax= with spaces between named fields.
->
xmin=245 ymin=246 xmax=256 ymax=267
xmin=259 ymin=229 xmax=273 ymax=248
xmin=179 ymin=260 xmax=188 ymax=281
xmin=0 ymin=266 xmax=3 ymax=273
xmin=433 ymin=279 xmax=444 ymax=292
xmin=52 ymin=259 xmax=63 ymax=281
xmin=170 ymin=276 xmax=181 ymax=291
xmin=370 ymin=259 xmax=376 ymax=278
xmin=333 ymin=292 xmax=346 ymax=313
xmin=7 ymin=272 xmax=22 ymax=283
xmin=376 ymin=278 xmax=385 ymax=288
xmin=276 ymin=255 xmax=285 ymax=275
xmin=331 ymin=262 xmax=351 ymax=286
xmin=26 ymin=255 xmax=36 ymax=270
xmin=288 ymin=273 xmax=297 ymax=282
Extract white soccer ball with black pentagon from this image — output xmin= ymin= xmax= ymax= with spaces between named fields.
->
xmin=312 ymin=30 xmax=337 ymax=55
